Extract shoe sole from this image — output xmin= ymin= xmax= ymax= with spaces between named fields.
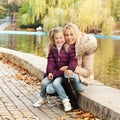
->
xmin=33 ymin=101 xmax=48 ymax=108
xmin=65 ymin=107 xmax=72 ymax=112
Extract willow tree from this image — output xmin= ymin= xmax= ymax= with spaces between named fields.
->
xmin=19 ymin=0 xmax=119 ymax=34
xmin=43 ymin=8 xmax=64 ymax=31
xmin=0 ymin=5 xmax=7 ymax=19
xmin=42 ymin=0 xmax=117 ymax=34
xmin=19 ymin=0 xmax=31 ymax=25
xmin=19 ymin=0 xmax=46 ymax=25
xmin=100 ymin=0 xmax=117 ymax=35
xmin=43 ymin=0 xmax=80 ymax=31
xmin=115 ymin=0 xmax=120 ymax=21
xmin=64 ymin=0 xmax=116 ymax=35
xmin=105 ymin=0 xmax=120 ymax=21
xmin=29 ymin=0 xmax=46 ymax=23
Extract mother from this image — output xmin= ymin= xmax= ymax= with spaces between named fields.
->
xmin=46 ymin=22 xmax=97 ymax=106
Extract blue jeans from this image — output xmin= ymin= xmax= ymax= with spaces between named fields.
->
xmin=40 ymin=76 xmax=68 ymax=100
xmin=46 ymin=73 xmax=87 ymax=96
xmin=64 ymin=73 xmax=87 ymax=92
xmin=40 ymin=77 xmax=53 ymax=98
xmin=47 ymin=77 xmax=68 ymax=100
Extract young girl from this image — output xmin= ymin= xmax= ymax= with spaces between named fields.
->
xmin=33 ymin=27 xmax=77 ymax=112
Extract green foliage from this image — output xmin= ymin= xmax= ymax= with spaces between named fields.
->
xmin=19 ymin=1 xmax=29 ymax=14
xmin=112 ymin=0 xmax=120 ymax=21
xmin=43 ymin=7 xmax=65 ymax=31
xmin=18 ymin=0 xmax=120 ymax=35
xmin=43 ymin=17 xmax=59 ymax=31
xmin=19 ymin=0 xmax=32 ymax=24
xmin=19 ymin=13 xmax=32 ymax=25
xmin=0 ymin=5 xmax=6 ymax=18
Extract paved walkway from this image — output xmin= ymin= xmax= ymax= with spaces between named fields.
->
xmin=0 ymin=59 xmax=78 ymax=120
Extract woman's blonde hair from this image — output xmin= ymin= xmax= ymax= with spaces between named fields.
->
xmin=48 ymin=27 xmax=64 ymax=51
xmin=64 ymin=22 xmax=81 ymax=42
xmin=64 ymin=23 xmax=97 ymax=56
xmin=63 ymin=22 xmax=81 ymax=53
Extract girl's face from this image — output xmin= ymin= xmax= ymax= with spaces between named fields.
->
xmin=64 ymin=28 xmax=76 ymax=45
xmin=54 ymin=32 xmax=65 ymax=47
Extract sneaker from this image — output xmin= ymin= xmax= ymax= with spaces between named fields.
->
xmin=62 ymin=98 xmax=72 ymax=112
xmin=33 ymin=98 xmax=47 ymax=107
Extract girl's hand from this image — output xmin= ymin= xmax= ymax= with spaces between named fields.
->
xmin=64 ymin=69 xmax=73 ymax=77
xmin=48 ymin=73 xmax=53 ymax=80
xmin=59 ymin=66 xmax=68 ymax=71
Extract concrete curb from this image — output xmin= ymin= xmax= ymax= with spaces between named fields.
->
xmin=0 ymin=47 xmax=47 ymax=80
xmin=0 ymin=47 xmax=120 ymax=120
xmin=78 ymin=85 xmax=120 ymax=120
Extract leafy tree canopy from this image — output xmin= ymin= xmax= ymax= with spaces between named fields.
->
xmin=18 ymin=0 xmax=120 ymax=35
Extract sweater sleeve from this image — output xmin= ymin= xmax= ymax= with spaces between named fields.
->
xmin=75 ymin=54 xmax=94 ymax=77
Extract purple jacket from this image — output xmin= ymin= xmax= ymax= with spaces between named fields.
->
xmin=44 ymin=44 xmax=77 ymax=79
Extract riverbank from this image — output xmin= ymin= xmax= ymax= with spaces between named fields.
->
xmin=4 ymin=21 xmax=120 ymax=35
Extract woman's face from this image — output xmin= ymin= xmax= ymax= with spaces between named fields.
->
xmin=64 ymin=28 xmax=76 ymax=45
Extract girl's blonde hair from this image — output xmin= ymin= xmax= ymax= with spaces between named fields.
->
xmin=48 ymin=27 xmax=64 ymax=51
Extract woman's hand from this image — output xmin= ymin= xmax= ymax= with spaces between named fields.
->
xmin=64 ymin=69 xmax=73 ymax=77
xmin=59 ymin=66 xmax=68 ymax=71
xmin=48 ymin=73 xmax=53 ymax=80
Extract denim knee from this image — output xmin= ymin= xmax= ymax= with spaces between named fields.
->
xmin=64 ymin=73 xmax=79 ymax=79
xmin=41 ymin=77 xmax=51 ymax=86
xmin=46 ymin=83 xmax=56 ymax=94
xmin=52 ymin=80 xmax=60 ymax=88
xmin=76 ymin=83 xmax=87 ymax=92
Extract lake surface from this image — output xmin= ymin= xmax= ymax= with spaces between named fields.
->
xmin=0 ymin=34 xmax=120 ymax=89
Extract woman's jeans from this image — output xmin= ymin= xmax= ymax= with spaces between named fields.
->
xmin=46 ymin=73 xmax=87 ymax=99
xmin=64 ymin=73 xmax=87 ymax=92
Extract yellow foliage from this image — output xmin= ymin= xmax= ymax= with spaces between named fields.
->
xmin=19 ymin=0 xmax=119 ymax=34
xmin=102 ymin=16 xmax=115 ymax=35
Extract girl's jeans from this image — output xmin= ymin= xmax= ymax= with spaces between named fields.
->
xmin=40 ymin=77 xmax=53 ymax=98
xmin=46 ymin=73 xmax=87 ymax=99
xmin=40 ymin=76 xmax=68 ymax=100
xmin=47 ymin=76 xmax=69 ymax=100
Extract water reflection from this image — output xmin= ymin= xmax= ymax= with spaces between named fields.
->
xmin=0 ymin=34 xmax=49 ymax=57
xmin=94 ymin=39 xmax=120 ymax=89
xmin=0 ymin=34 xmax=120 ymax=89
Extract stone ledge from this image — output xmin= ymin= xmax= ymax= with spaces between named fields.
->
xmin=0 ymin=47 xmax=120 ymax=120
xmin=0 ymin=47 xmax=47 ymax=80
xmin=78 ymin=85 xmax=120 ymax=120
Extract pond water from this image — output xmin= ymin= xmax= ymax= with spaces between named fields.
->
xmin=0 ymin=34 xmax=120 ymax=89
